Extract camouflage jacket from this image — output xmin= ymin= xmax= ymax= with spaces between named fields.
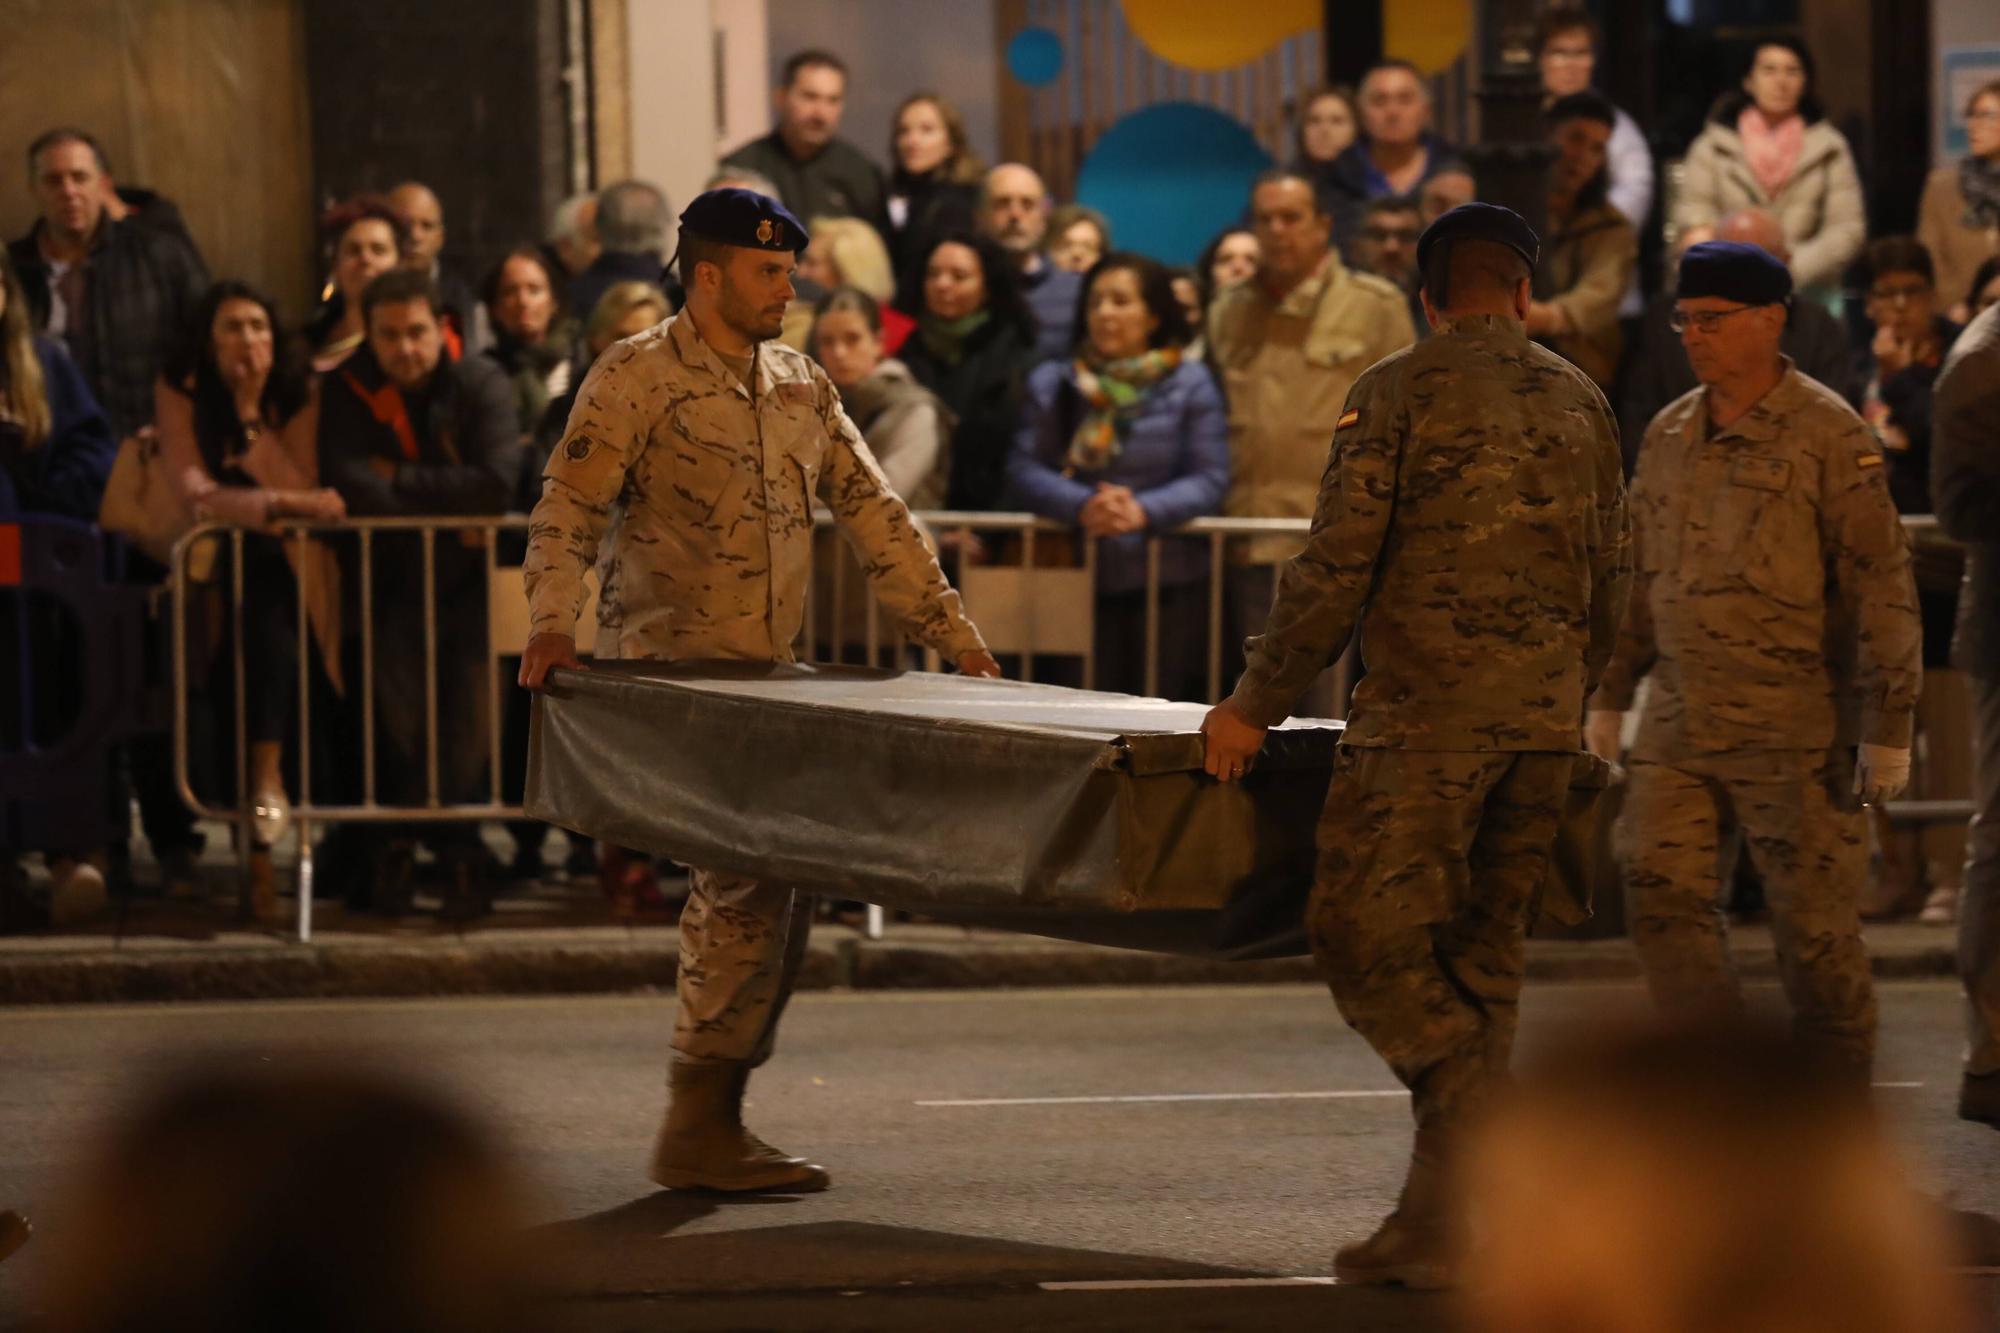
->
xmin=1594 ymin=361 xmax=1922 ymax=757
xmin=522 ymin=313 xmax=986 ymax=663
xmin=1207 ymin=253 xmax=1417 ymax=565
xmin=1230 ymin=314 xmax=1631 ymax=749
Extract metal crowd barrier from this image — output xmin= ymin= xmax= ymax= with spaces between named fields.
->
xmin=165 ymin=511 xmax=1967 ymax=943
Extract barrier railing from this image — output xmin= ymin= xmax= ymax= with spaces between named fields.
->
xmin=162 ymin=511 xmax=1965 ymax=943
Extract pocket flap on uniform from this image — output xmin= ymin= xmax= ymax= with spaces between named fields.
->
xmin=1728 ymin=455 xmax=1792 ymax=492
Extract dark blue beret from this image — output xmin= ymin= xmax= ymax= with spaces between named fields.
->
xmin=1415 ymin=202 xmax=1540 ymax=273
xmin=676 ymin=187 xmax=810 ymax=253
xmin=1677 ymin=240 xmax=1792 ymax=305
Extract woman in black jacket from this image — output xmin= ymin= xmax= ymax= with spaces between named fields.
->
xmin=883 ymin=94 xmax=985 ymax=306
xmin=897 ymin=231 xmax=1037 ymax=512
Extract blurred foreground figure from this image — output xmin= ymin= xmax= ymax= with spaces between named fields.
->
xmin=1464 ymin=1022 xmax=1971 ymax=1333
xmin=42 ymin=1064 xmax=533 ymax=1333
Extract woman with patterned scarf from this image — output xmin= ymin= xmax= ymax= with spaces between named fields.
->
xmin=1006 ymin=252 xmax=1229 ymax=700
xmin=1920 ymin=79 xmax=2000 ymax=325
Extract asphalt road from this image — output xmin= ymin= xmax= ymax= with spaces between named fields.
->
xmin=0 ymin=980 xmax=1993 ymax=1331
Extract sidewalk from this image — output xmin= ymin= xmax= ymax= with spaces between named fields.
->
xmin=0 ymin=876 xmax=1962 ymax=1005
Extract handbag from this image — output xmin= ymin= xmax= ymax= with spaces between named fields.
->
xmin=97 ymin=427 xmax=197 ymax=567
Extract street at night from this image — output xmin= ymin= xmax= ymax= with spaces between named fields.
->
xmin=0 ymin=979 xmax=1993 ymax=1330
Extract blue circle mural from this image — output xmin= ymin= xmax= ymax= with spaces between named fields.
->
xmin=1075 ymin=103 xmax=1272 ymax=268
xmin=1005 ymin=27 xmax=1065 ymax=87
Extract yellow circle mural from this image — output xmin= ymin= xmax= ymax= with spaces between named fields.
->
xmin=1385 ymin=0 xmax=1470 ymax=75
xmin=1120 ymin=0 xmax=1320 ymax=71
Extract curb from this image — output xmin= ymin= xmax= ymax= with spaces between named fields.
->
xmin=0 ymin=928 xmax=1959 ymax=1006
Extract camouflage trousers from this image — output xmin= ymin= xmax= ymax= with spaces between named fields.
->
xmin=1618 ymin=749 xmax=1876 ymax=1071
xmin=1308 ymin=747 xmax=1572 ymax=1132
xmin=672 ymin=868 xmax=815 ymax=1066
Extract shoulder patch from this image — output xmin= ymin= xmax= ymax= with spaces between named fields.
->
xmin=563 ymin=436 xmax=595 ymax=462
xmin=1337 ymin=409 xmax=1360 ymax=429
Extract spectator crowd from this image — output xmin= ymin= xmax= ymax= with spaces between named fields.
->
xmin=3 ymin=15 xmax=1999 ymax=931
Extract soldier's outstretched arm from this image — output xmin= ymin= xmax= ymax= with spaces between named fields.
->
xmin=1823 ymin=423 xmax=1923 ymax=748
xmin=814 ymin=373 xmax=990 ymax=664
xmin=521 ymin=347 xmax=645 ymax=649
xmin=1227 ymin=369 xmax=1399 ymax=727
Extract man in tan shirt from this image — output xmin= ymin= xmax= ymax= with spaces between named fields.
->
xmin=520 ymin=190 xmax=997 ymax=1194
xmin=1207 ymin=169 xmax=1415 ymax=709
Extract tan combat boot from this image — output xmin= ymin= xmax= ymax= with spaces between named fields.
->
xmin=1334 ymin=1129 xmax=1458 ymax=1289
xmin=648 ymin=1060 xmax=830 ymax=1193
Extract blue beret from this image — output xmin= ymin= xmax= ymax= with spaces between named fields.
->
xmin=1415 ymin=202 xmax=1539 ymax=273
xmin=1677 ymin=240 xmax=1792 ymax=305
xmin=676 ymin=187 xmax=810 ymax=253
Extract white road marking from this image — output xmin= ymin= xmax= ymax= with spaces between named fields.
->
xmin=918 ymin=1090 xmax=1409 ymax=1108
xmin=1040 ymin=1277 xmax=1337 ymax=1291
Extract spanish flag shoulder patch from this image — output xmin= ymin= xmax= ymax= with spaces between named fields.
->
xmin=1337 ymin=409 xmax=1360 ymax=429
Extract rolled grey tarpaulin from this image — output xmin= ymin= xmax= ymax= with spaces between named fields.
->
xmin=525 ymin=662 xmax=1343 ymax=959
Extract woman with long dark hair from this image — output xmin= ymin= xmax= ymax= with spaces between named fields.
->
xmin=897 ymin=230 xmax=1038 ymax=511
xmin=156 ymin=280 xmax=344 ymax=921
xmin=1006 ymin=252 xmax=1228 ymax=699
xmin=1526 ymin=92 xmax=1637 ymax=387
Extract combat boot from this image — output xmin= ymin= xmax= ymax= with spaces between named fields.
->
xmin=1334 ymin=1129 xmax=1458 ymax=1290
xmin=649 ymin=1059 xmax=830 ymax=1193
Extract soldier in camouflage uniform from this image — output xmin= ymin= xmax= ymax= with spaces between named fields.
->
xmin=1587 ymin=241 xmax=1923 ymax=1076
xmin=519 ymin=190 xmax=997 ymax=1194
xmin=1202 ymin=205 xmax=1631 ymax=1289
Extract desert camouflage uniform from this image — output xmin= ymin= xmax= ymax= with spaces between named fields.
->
xmin=1230 ymin=313 xmax=1631 ymax=1130
xmin=523 ymin=313 xmax=987 ymax=1063
xmin=1595 ymin=362 xmax=1922 ymax=1070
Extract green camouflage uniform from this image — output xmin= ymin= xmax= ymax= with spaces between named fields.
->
xmin=1230 ymin=314 xmax=1631 ymax=1131
xmin=1595 ymin=362 xmax=1922 ymax=1070
xmin=524 ymin=314 xmax=986 ymax=1064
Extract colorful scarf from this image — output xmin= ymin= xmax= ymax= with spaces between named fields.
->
xmin=1064 ymin=347 xmax=1181 ymax=473
xmin=1961 ymin=153 xmax=2000 ymax=230
xmin=1738 ymin=106 xmax=1806 ymax=200
xmin=916 ymin=309 xmax=990 ymax=367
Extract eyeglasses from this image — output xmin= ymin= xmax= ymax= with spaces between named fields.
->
xmin=1669 ymin=304 xmax=1767 ymax=333
xmin=1361 ymin=226 xmax=1419 ymax=243
xmin=1866 ymin=282 xmax=1931 ymax=306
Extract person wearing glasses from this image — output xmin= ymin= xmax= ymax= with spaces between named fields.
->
xmin=1919 ymin=79 xmax=2000 ymax=326
xmin=1587 ymin=241 xmax=1922 ymax=1082
xmin=1617 ymin=209 xmax=1856 ymax=475
xmin=1854 ymin=238 xmax=1969 ymax=925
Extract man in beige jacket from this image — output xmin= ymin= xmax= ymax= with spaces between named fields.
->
xmin=1207 ymin=169 xmax=1415 ymax=709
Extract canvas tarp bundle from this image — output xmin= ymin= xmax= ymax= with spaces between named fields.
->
xmin=525 ymin=662 xmax=1344 ymax=958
